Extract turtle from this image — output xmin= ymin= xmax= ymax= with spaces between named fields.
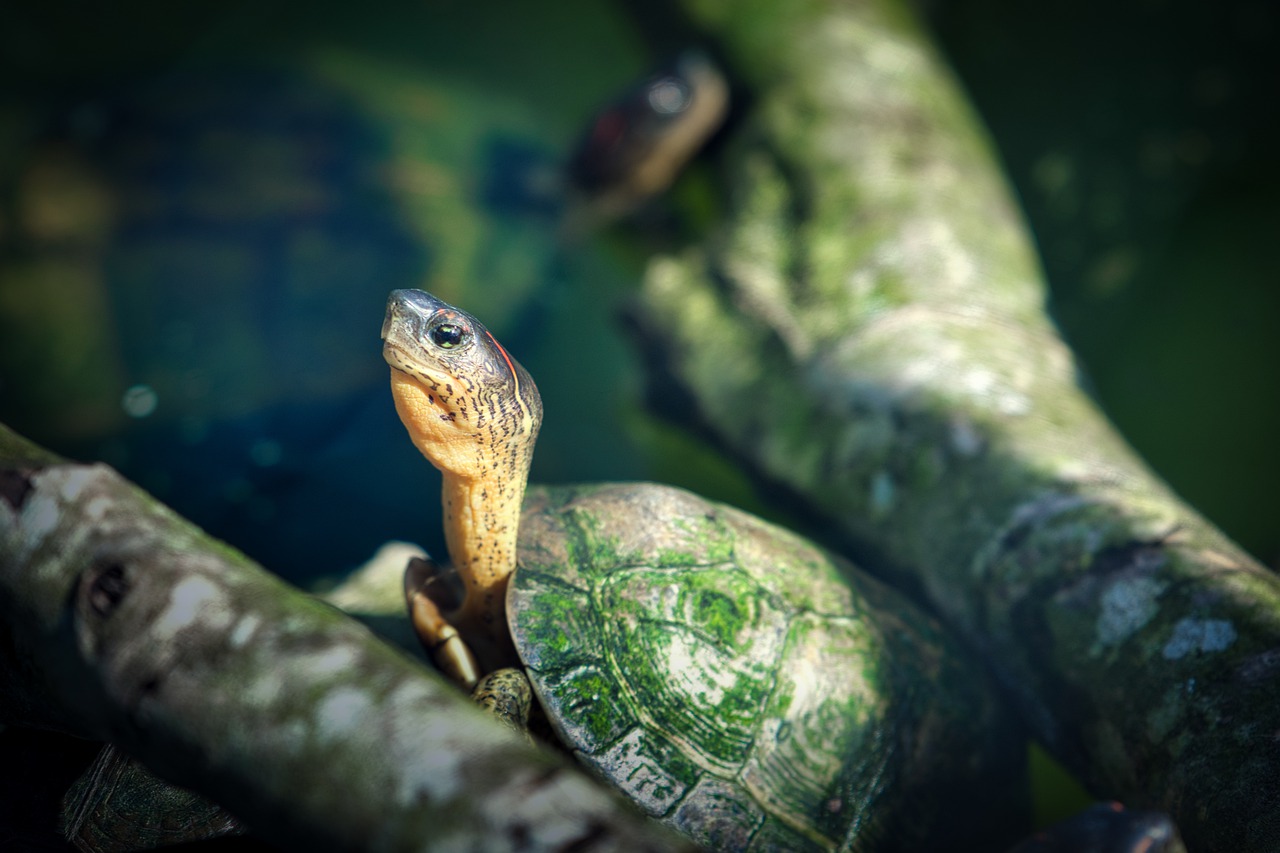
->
xmin=562 ymin=49 xmax=730 ymax=225
xmin=18 ymin=50 xmax=732 ymax=852
xmin=485 ymin=48 xmax=729 ymax=232
xmin=380 ymin=288 xmax=1025 ymax=851
xmin=381 ymin=287 xmax=544 ymax=687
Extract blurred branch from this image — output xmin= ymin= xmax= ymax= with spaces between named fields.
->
xmin=0 ymin=422 xmax=686 ymax=852
xmin=631 ymin=1 xmax=1280 ymax=850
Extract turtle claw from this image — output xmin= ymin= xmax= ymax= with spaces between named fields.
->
xmin=404 ymin=556 xmax=481 ymax=690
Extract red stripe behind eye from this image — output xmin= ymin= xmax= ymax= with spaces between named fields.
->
xmin=484 ymin=329 xmax=521 ymax=398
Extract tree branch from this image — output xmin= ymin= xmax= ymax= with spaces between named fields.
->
xmin=632 ymin=1 xmax=1280 ymax=850
xmin=0 ymin=422 xmax=687 ymax=852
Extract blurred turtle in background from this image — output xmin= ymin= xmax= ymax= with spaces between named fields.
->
xmin=565 ymin=49 xmax=728 ymax=223
xmin=483 ymin=49 xmax=729 ymax=233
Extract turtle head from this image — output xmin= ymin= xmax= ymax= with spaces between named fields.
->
xmin=382 ymin=289 xmax=542 ymax=481
xmin=566 ymin=49 xmax=728 ymax=213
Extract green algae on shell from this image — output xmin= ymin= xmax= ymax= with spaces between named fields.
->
xmin=509 ymin=482 xmax=1027 ymax=851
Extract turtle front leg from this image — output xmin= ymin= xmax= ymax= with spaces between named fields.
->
xmin=404 ymin=558 xmax=533 ymax=741
xmin=404 ymin=556 xmax=482 ymax=690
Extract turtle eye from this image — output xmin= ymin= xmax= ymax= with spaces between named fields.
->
xmin=430 ymin=322 xmax=467 ymax=349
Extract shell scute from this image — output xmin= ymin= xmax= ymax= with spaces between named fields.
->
xmin=723 ymin=503 xmax=861 ymax=617
xmin=506 ymin=569 xmax=595 ymax=672
xmin=743 ymin=613 xmax=886 ymax=844
xmin=747 ymin=817 xmax=831 ymax=852
xmin=579 ymin=727 xmax=701 ymax=816
xmin=600 ymin=564 xmax=789 ymax=772
xmin=563 ymin=483 xmax=736 ymax=568
xmin=670 ymin=775 xmax=765 ymax=850
xmin=534 ymin=662 xmax=636 ymax=754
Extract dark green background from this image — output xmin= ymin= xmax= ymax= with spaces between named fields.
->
xmin=2 ymin=0 xmax=1273 ymax=573
xmin=0 ymin=0 xmax=1276 ymax=833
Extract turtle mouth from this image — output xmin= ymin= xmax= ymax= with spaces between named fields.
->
xmin=382 ymin=339 xmax=420 ymax=376
xmin=383 ymin=340 xmax=453 ymax=397
xmin=381 ymin=301 xmax=428 ymax=372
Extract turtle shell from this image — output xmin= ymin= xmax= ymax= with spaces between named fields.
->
xmin=508 ymin=483 xmax=1025 ymax=851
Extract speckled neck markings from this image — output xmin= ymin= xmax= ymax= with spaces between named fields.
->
xmin=381 ymin=289 xmax=542 ymax=668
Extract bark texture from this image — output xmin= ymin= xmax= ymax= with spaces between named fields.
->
xmin=628 ymin=1 xmax=1280 ymax=850
xmin=0 ymin=423 xmax=688 ymax=853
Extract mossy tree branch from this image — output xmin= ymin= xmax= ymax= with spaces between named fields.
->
xmin=630 ymin=1 xmax=1280 ymax=850
xmin=0 ymin=422 xmax=688 ymax=852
